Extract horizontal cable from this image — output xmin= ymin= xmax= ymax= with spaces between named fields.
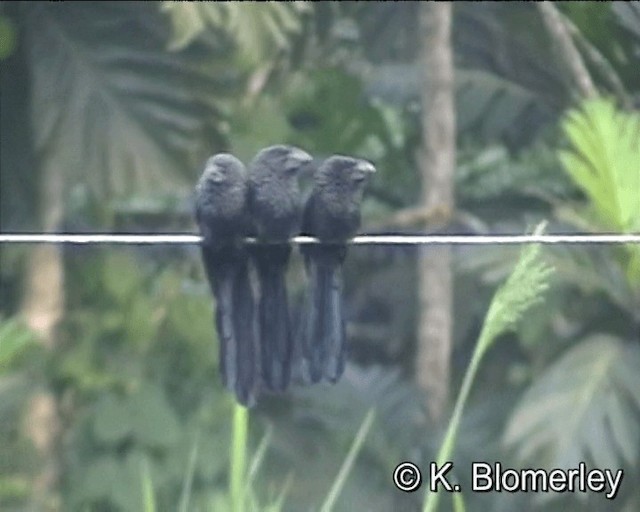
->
xmin=0 ymin=233 xmax=639 ymax=245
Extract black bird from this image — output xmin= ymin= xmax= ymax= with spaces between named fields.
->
xmin=247 ymin=145 xmax=312 ymax=392
xmin=195 ymin=153 xmax=259 ymax=406
xmin=298 ymin=156 xmax=375 ymax=384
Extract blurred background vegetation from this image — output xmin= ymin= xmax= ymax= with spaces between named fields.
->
xmin=0 ymin=2 xmax=639 ymax=511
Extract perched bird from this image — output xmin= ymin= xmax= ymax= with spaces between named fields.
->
xmin=195 ymin=153 xmax=259 ymax=406
xmin=247 ymin=145 xmax=313 ymax=392
xmin=298 ymin=156 xmax=375 ymax=384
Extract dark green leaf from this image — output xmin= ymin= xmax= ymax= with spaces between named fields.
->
xmin=504 ymin=335 xmax=640 ymax=472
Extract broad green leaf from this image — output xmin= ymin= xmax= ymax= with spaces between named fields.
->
xmin=456 ymin=69 xmax=555 ymax=145
xmin=93 ymin=394 xmax=133 ymax=444
xmin=504 ymin=335 xmax=640 ymax=473
xmin=558 ymin=98 xmax=640 ymax=287
xmin=76 ymin=455 xmax=120 ymax=503
xmin=559 ymin=99 xmax=640 ymax=233
xmin=283 ymin=69 xmax=390 ymax=156
xmin=92 ymin=385 xmax=181 ymax=447
xmin=129 ymin=384 xmax=181 ymax=447
xmin=27 ymin=3 xmax=228 ymax=204
xmin=162 ymin=2 xmax=310 ymax=65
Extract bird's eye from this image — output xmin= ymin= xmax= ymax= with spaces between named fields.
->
xmin=351 ymin=172 xmax=366 ymax=183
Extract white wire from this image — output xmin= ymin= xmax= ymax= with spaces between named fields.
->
xmin=0 ymin=233 xmax=639 ymax=245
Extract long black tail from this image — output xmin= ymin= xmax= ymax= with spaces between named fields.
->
xmin=299 ymin=248 xmax=346 ymax=384
xmin=254 ymin=244 xmax=293 ymax=392
xmin=231 ymin=256 xmax=260 ymax=406
xmin=202 ymin=246 xmax=259 ymax=406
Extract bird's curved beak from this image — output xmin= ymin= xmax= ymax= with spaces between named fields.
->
xmin=351 ymin=160 xmax=376 ymax=183
xmin=355 ymin=161 xmax=376 ymax=174
xmin=286 ymin=148 xmax=313 ymax=170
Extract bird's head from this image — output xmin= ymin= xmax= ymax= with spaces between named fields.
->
xmin=200 ymin=153 xmax=246 ymax=188
xmin=251 ymin=145 xmax=313 ymax=178
xmin=316 ymin=156 xmax=376 ymax=200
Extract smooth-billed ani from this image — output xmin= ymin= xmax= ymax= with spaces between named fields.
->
xmin=298 ymin=156 xmax=375 ymax=384
xmin=195 ymin=153 xmax=259 ymax=406
xmin=247 ymin=145 xmax=312 ymax=392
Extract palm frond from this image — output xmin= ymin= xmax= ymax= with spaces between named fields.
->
xmin=162 ymin=2 xmax=311 ymax=65
xmin=504 ymin=335 xmax=640 ymax=472
xmin=27 ymin=3 xmax=230 ymax=204
xmin=559 ymin=99 xmax=640 ymax=233
xmin=558 ymin=98 xmax=640 ymax=287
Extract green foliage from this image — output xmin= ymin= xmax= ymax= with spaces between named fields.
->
xmin=144 ymin=402 xmax=375 ymax=512
xmin=15 ymin=2 xmax=234 ymax=214
xmin=177 ymin=435 xmax=199 ymax=512
xmin=0 ymin=14 xmax=17 ymax=60
xmin=559 ymin=99 xmax=640 ymax=234
xmin=0 ymin=319 xmax=42 ymax=507
xmin=558 ymin=98 xmax=640 ymax=287
xmin=477 ymin=225 xmax=554 ymax=356
xmin=0 ymin=319 xmax=37 ymax=370
xmin=56 ymin=250 xmax=239 ymax=511
xmin=230 ymin=405 xmax=248 ymax=512
xmin=2 ymin=3 xmax=639 ymax=511
xmin=320 ymin=409 xmax=376 ymax=512
xmin=162 ymin=2 xmax=311 ymax=66
xmin=456 ymin=68 xmax=557 ymax=148
xmin=227 ymin=66 xmax=417 ymax=210
xmin=424 ymin=227 xmax=554 ymax=512
xmin=457 ymin=142 xmax=573 ymax=203
xmin=345 ymin=3 xmax=572 ymax=147
xmin=504 ymin=335 xmax=640 ymax=473
xmin=92 ymin=385 xmax=181 ymax=447
xmin=283 ymin=69 xmax=389 ymax=156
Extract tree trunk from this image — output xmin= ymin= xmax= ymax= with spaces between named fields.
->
xmin=416 ymin=3 xmax=456 ymax=423
xmin=538 ymin=2 xmax=597 ymax=100
xmin=20 ymin=118 xmax=65 ymax=512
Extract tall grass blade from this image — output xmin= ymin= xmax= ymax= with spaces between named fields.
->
xmin=178 ymin=434 xmax=200 ymax=512
xmin=231 ymin=403 xmax=249 ymax=512
xmin=319 ymin=408 xmax=376 ymax=512
xmin=141 ymin=458 xmax=156 ymax=512
xmin=423 ymin=223 xmax=553 ymax=512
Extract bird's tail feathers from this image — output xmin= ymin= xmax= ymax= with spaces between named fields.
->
xmin=213 ymin=273 xmax=238 ymax=393
xmin=300 ymin=259 xmax=346 ymax=384
xmin=258 ymin=265 xmax=292 ymax=392
xmin=203 ymin=246 xmax=259 ymax=406
xmin=231 ymin=258 xmax=260 ymax=406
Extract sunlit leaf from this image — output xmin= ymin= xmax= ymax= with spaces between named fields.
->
xmin=558 ymin=98 xmax=640 ymax=287
xmin=162 ymin=2 xmax=310 ymax=65
xmin=559 ymin=99 xmax=640 ymax=233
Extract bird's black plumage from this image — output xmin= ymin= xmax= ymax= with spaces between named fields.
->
xmin=247 ymin=145 xmax=312 ymax=392
xmin=298 ymin=156 xmax=375 ymax=383
xmin=195 ymin=153 xmax=259 ymax=406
